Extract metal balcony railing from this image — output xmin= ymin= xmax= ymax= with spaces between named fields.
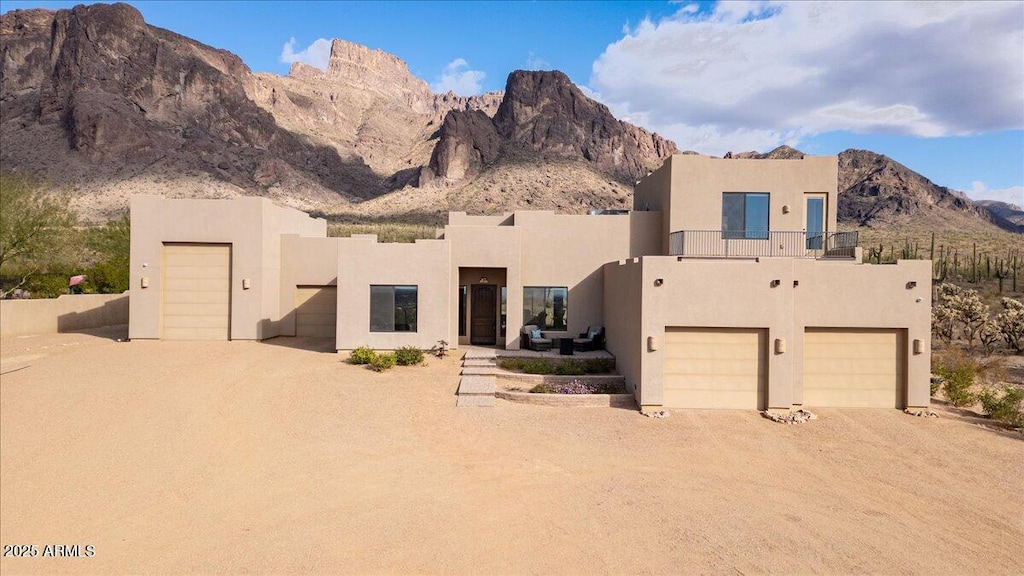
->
xmin=668 ymin=230 xmax=859 ymax=258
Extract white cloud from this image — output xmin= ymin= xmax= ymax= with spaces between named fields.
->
xmin=525 ymin=51 xmax=550 ymax=70
xmin=431 ymin=58 xmax=486 ymax=96
xmin=590 ymin=1 xmax=1024 ymax=155
xmin=280 ymin=37 xmax=332 ymax=71
xmin=967 ymin=182 xmax=1024 ymax=206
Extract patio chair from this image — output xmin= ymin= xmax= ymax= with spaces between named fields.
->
xmin=521 ymin=324 xmax=553 ymax=351
xmin=573 ymin=326 xmax=605 ymax=351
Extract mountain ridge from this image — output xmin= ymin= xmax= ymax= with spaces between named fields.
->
xmin=0 ymin=2 xmax=1016 ymax=235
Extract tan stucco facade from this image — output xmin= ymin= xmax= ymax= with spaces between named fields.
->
xmin=129 ymin=153 xmax=931 ymax=411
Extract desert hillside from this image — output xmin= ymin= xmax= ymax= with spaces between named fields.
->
xmin=0 ymin=2 xmax=1017 ymax=236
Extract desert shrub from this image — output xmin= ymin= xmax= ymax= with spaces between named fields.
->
xmin=589 ymin=381 xmax=627 ymax=394
xmin=370 ymin=352 xmax=397 ymax=372
xmin=349 ymin=346 xmax=376 ymax=365
xmin=978 ymin=320 xmax=1000 ymax=356
xmin=554 ymin=359 xmax=585 ymax=375
xmin=521 ymin=359 xmax=554 ymax=375
xmin=395 ymin=346 xmax=424 ymax=366
xmin=582 ymin=358 xmax=615 ymax=374
xmin=996 ymin=297 xmax=1024 ymax=353
xmin=530 ymin=383 xmax=557 ymax=393
xmin=933 ymin=352 xmax=979 ymax=407
xmin=977 ymin=385 xmax=1024 ymax=427
xmin=497 ymin=358 xmax=527 ymax=371
xmin=933 ymin=283 xmax=990 ymax=350
xmin=930 ymin=376 xmax=943 ymax=396
xmin=931 ymin=303 xmax=956 ymax=345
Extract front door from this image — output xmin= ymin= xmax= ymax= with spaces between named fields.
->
xmin=471 ymin=285 xmax=497 ymax=345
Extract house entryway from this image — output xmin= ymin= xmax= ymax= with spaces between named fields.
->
xmin=471 ymin=285 xmax=497 ymax=345
xmin=458 ymin=267 xmax=507 ymax=347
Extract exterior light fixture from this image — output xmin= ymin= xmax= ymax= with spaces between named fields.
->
xmin=654 ymin=278 xmax=664 ymax=286
xmin=906 ymin=281 xmax=917 ymax=289
xmin=782 ymin=205 xmax=790 ymax=214
xmin=479 ymin=277 xmax=489 ymax=284
xmin=770 ymin=279 xmax=781 ymax=288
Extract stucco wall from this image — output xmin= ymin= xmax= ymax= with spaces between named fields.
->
xmin=630 ymin=256 xmax=932 ymax=410
xmin=603 ymin=259 xmax=644 ymax=399
xmin=636 ymin=155 xmax=839 ymax=242
xmin=129 ymin=196 xmax=325 ymax=341
xmin=279 ymin=235 xmax=340 ymax=337
xmin=1 ymin=293 xmax=129 ymax=336
xmin=336 ymin=236 xmax=451 ymax=350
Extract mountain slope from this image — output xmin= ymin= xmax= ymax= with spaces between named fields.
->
xmin=0 ymin=4 xmax=675 ymax=222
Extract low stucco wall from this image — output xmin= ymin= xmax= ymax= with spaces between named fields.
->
xmin=0 ymin=293 xmax=129 ymax=336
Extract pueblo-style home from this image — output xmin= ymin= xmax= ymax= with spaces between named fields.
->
xmin=129 ymin=154 xmax=931 ymax=412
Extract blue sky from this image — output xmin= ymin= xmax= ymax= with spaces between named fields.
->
xmin=3 ymin=1 xmax=1022 ymax=205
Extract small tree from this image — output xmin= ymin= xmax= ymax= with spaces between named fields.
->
xmin=996 ymin=298 xmax=1024 ymax=353
xmin=0 ymin=173 xmax=77 ymax=297
xmin=85 ymin=214 xmax=130 ymax=294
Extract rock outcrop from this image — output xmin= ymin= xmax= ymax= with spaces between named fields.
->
xmin=428 ymin=70 xmax=677 ymax=184
xmin=837 ymin=149 xmax=993 ymax=228
xmin=0 ymin=3 xmax=378 ymax=212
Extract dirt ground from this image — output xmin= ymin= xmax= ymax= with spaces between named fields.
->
xmin=1 ymin=328 xmax=1022 ymax=574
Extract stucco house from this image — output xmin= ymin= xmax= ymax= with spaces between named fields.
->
xmin=129 ymin=154 xmax=931 ymax=412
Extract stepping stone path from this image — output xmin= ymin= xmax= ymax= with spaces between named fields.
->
xmin=456 ymin=349 xmax=497 ymax=407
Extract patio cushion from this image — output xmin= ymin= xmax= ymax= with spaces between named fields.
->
xmin=531 ymin=329 xmax=542 ymax=339
xmin=534 ymin=338 xmax=552 ymax=345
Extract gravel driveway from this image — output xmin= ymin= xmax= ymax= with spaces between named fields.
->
xmin=2 ymin=328 xmax=1021 ymax=574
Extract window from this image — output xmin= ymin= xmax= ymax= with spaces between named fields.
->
xmin=370 ymin=285 xmax=417 ymax=332
xmin=458 ymin=285 xmax=467 ymax=336
xmin=500 ymin=286 xmax=507 ymax=337
xmin=722 ymin=193 xmax=769 ymax=239
xmin=523 ymin=287 xmax=567 ymax=330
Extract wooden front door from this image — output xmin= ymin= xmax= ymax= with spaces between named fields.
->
xmin=471 ymin=285 xmax=497 ymax=345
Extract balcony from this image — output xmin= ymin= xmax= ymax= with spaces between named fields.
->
xmin=668 ymin=230 xmax=859 ymax=259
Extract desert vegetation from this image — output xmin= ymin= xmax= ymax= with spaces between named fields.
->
xmin=0 ymin=173 xmax=130 ymax=298
xmin=931 ymin=282 xmax=1024 ymax=427
xmin=497 ymin=357 xmax=615 ymax=375
xmin=348 ymin=346 xmax=425 ymax=371
xmin=327 ymin=223 xmax=438 ymax=243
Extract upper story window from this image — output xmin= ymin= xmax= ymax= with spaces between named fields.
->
xmin=370 ymin=285 xmax=418 ymax=332
xmin=722 ymin=192 xmax=769 ymax=239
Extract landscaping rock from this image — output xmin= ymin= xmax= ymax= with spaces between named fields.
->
xmin=762 ymin=409 xmax=817 ymax=424
xmin=642 ymin=410 xmax=669 ymax=419
xmin=904 ymin=408 xmax=939 ymax=418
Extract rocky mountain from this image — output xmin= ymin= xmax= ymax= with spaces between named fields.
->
xmin=836 ymin=149 xmax=999 ymax=229
xmin=0 ymin=3 xmax=674 ymax=222
xmin=976 ymin=200 xmax=1024 ymax=233
xmin=0 ymin=3 xmax=1015 ymax=234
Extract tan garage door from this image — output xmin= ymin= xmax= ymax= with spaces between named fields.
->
xmin=803 ymin=328 xmax=904 ymax=408
xmin=162 ymin=244 xmax=231 ymax=340
xmin=295 ymin=286 xmax=337 ymax=337
xmin=664 ymin=328 xmax=766 ymax=409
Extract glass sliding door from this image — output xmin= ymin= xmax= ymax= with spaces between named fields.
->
xmin=805 ymin=194 xmax=826 ymax=250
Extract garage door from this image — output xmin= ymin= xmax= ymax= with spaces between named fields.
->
xmin=294 ymin=286 xmax=337 ymax=337
xmin=803 ymin=328 xmax=904 ymax=408
xmin=162 ymin=244 xmax=231 ymax=340
xmin=664 ymin=328 xmax=766 ymax=409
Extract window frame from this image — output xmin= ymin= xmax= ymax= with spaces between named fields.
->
xmin=722 ymin=192 xmax=770 ymax=240
xmin=369 ymin=284 xmax=419 ymax=333
xmin=522 ymin=286 xmax=568 ymax=331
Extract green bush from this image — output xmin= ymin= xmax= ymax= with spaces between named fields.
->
xmin=370 ymin=352 xmax=397 ymax=372
xmin=934 ymin=353 xmax=979 ymax=407
xmin=521 ymin=358 xmax=554 ymax=375
xmin=349 ymin=346 xmax=376 ymax=365
xmin=554 ymin=359 xmax=585 ymax=375
xmin=530 ymin=383 xmax=558 ymax=394
xmin=582 ymin=358 xmax=615 ymax=374
xmin=497 ymin=358 xmax=526 ymax=371
xmin=978 ymin=385 xmax=1024 ymax=427
xmin=395 ymin=346 xmax=424 ymax=366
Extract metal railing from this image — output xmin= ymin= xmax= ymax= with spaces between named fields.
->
xmin=668 ymin=230 xmax=859 ymax=258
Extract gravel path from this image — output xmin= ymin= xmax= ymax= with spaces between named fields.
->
xmin=2 ymin=328 xmax=1021 ymax=574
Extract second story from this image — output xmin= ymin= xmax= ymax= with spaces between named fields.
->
xmin=634 ymin=154 xmax=855 ymax=258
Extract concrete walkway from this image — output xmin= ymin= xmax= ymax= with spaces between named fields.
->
xmin=456 ymin=348 xmax=496 ymax=407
